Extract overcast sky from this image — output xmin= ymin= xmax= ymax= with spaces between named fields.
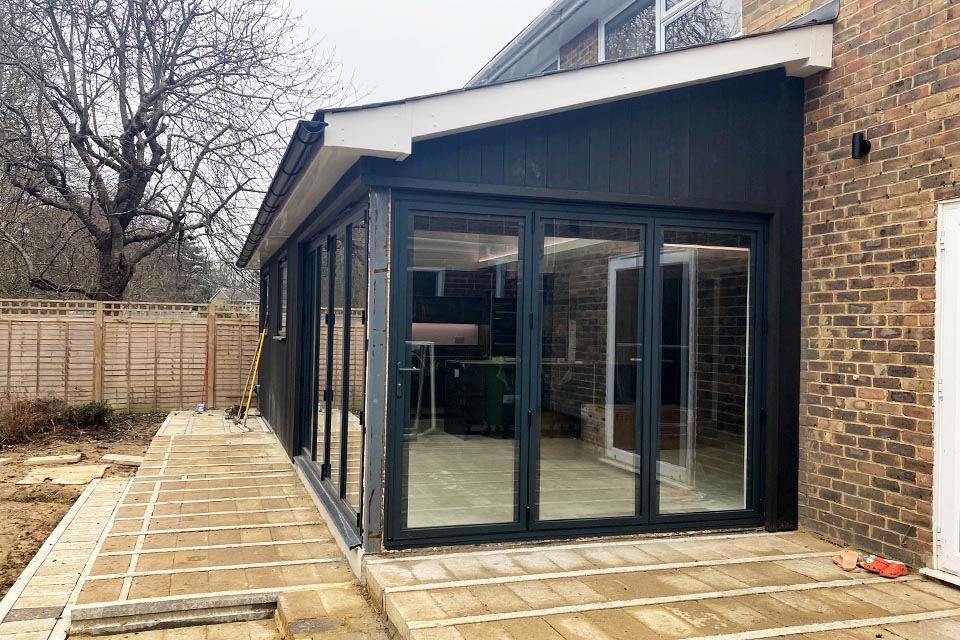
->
xmin=290 ymin=0 xmax=551 ymax=106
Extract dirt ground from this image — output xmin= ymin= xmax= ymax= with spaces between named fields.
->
xmin=0 ymin=414 xmax=161 ymax=601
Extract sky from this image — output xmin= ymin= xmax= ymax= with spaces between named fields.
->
xmin=289 ymin=0 xmax=551 ymax=106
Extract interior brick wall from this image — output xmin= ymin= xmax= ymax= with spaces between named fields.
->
xmin=560 ymin=21 xmax=599 ymax=69
xmin=781 ymin=0 xmax=960 ymax=567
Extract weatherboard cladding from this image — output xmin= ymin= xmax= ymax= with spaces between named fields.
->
xmin=362 ymin=71 xmax=801 ymax=210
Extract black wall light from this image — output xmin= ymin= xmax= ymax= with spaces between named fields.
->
xmin=852 ymin=132 xmax=872 ymax=159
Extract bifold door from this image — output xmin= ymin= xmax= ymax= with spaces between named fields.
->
xmin=299 ymin=212 xmax=368 ymax=532
xmin=387 ymin=201 xmax=765 ymax=546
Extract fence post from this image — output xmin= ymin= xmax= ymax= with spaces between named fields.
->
xmin=207 ymin=304 xmax=217 ymax=408
xmin=93 ymin=302 xmax=104 ymax=403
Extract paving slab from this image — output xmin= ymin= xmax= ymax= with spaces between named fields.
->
xmin=100 ymin=454 xmax=145 ymax=467
xmin=23 ymin=453 xmax=81 ymax=465
xmin=16 ymin=464 xmax=108 ymax=485
xmin=63 ymin=412 xmax=384 ymax=637
xmin=366 ymin=531 xmax=960 ymax=640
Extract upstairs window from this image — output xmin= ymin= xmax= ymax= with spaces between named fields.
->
xmin=663 ymin=0 xmax=742 ymax=50
xmin=601 ymin=0 xmax=742 ymax=62
xmin=603 ymin=1 xmax=657 ymax=61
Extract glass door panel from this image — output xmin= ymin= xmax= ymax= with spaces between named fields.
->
xmin=656 ymin=228 xmax=754 ymax=514
xmin=329 ymin=232 xmax=346 ymax=493
xmin=536 ymin=220 xmax=645 ymax=521
xmin=299 ymin=248 xmax=317 ymax=460
xmin=400 ymin=213 xmax=523 ymax=530
xmin=346 ymin=219 xmax=367 ymax=513
xmin=313 ymin=245 xmax=329 ymax=470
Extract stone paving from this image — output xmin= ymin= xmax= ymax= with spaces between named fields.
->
xmin=9 ymin=408 xmax=960 ymax=639
xmin=364 ymin=530 xmax=960 ymax=640
xmin=69 ymin=412 xmax=361 ymax=634
xmin=71 ymin=619 xmax=280 ymax=639
xmin=1 ymin=410 xmax=391 ymax=639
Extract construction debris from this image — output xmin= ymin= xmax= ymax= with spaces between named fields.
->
xmin=17 ymin=464 xmax=108 ymax=485
xmin=99 ymin=454 xmax=144 ymax=467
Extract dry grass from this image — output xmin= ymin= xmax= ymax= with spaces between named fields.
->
xmin=0 ymin=396 xmax=115 ymax=445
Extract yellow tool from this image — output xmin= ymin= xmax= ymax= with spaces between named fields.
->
xmin=241 ymin=328 xmax=267 ymax=428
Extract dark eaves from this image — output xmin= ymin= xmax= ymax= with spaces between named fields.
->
xmin=236 ymin=114 xmax=327 ymax=268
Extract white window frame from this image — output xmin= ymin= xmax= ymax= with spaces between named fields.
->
xmin=603 ymin=250 xmax=698 ymax=485
xmin=599 ymin=0 xmax=743 ymax=62
xmin=410 ymin=267 xmax=445 ymax=296
xmin=930 ymin=198 xmax=960 ymax=582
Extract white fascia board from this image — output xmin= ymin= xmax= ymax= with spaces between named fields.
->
xmin=251 ymin=146 xmax=363 ymax=267
xmin=327 ymin=24 xmax=833 ymax=154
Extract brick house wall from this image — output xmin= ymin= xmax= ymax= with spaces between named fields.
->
xmin=742 ymin=1 xmax=822 ymax=33
xmin=560 ymin=21 xmax=599 ymax=69
xmin=742 ymin=0 xmax=960 ymax=567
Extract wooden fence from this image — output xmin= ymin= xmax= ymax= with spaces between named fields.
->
xmin=0 ymin=299 xmax=261 ymax=412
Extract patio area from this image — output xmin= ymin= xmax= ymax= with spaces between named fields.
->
xmin=0 ymin=410 xmax=391 ymax=639
xmin=365 ymin=530 xmax=960 ymax=640
xmin=3 ymin=410 xmax=960 ymax=639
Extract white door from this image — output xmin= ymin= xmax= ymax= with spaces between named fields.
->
xmin=935 ymin=199 xmax=960 ymax=575
xmin=604 ymin=251 xmax=697 ymax=485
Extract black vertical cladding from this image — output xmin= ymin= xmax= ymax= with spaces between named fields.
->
xmin=256 ymin=68 xmax=804 ymax=532
xmin=258 ymin=238 xmax=303 ymax=456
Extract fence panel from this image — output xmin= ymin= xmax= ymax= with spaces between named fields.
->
xmin=0 ymin=300 xmax=260 ymax=412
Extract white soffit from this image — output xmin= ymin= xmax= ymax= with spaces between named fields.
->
xmin=252 ymin=24 xmax=833 ymax=265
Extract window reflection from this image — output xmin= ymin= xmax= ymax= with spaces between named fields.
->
xmin=401 ymin=213 xmax=522 ymax=529
xmin=537 ymin=221 xmax=645 ymax=521
xmin=604 ymin=0 xmax=656 ymax=61
xmin=346 ymin=219 xmax=367 ymax=513
xmin=329 ymin=232 xmax=346 ymax=492
xmin=315 ymin=250 xmax=328 ymax=470
xmin=657 ymin=229 xmax=753 ymax=514
xmin=665 ymin=0 xmax=741 ymax=51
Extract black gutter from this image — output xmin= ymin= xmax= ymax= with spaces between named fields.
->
xmin=783 ymin=0 xmax=841 ymax=28
xmin=236 ymin=114 xmax=328 ymax=268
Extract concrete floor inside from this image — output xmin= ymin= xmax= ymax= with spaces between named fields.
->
xmin=403 ymin=431 xmax=745 ymax=529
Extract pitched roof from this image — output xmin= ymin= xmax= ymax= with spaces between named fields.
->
xmin=238 ymin=22 xmax=834 ymax=268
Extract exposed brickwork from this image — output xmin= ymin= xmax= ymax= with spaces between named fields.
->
xmin=560 ymin=21 xmax=599 ymax=69
xmin=742 ymin=0 xmax=821 ymax=34
xmin=778 ymin=0 xmax=960 ymax=567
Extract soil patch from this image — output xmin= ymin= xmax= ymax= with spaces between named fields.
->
xmin=0 ymin=413 xmax=160 ymax=601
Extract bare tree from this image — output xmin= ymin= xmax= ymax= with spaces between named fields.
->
xmin=0 ymin=0 xmax=348 ymax=300
xmin=664 ymin=0 xmax=741 ymax=50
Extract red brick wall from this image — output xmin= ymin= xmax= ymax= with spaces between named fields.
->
xmin=742 ymin=0 xmax=960 ymax=567
xmin=560 ymin=21 xmax=599 ymax=69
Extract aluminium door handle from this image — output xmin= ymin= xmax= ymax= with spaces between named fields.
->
xmin=396 ymin=364 xmax=420 ymax=398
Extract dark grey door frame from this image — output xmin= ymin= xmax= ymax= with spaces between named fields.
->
xmin=384 ymin=192 xmax=769 ymax=549
xmin=295 ymin=206 xmax=369 ymax=547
